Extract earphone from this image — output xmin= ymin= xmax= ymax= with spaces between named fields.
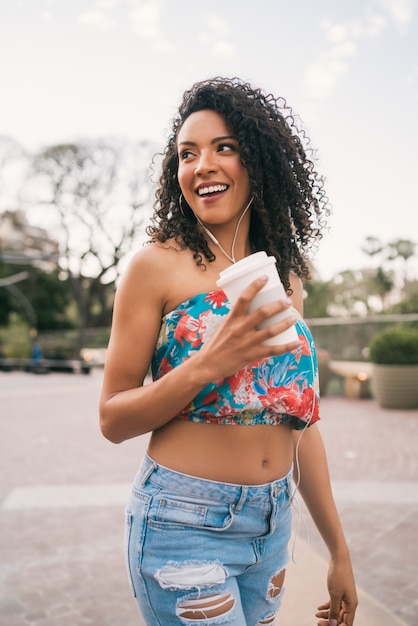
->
xmin=194 ymin=197 xmax=254 ymax=264
xmin=289 ymin=320 xmax=318 ymax=563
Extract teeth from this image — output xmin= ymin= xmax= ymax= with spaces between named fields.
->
xmin=198 ymin=184 xmax=227 ymax=196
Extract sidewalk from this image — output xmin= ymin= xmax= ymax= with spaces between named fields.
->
xmin=281 ymin=537 xmax=409 ymax=625
xmin=0 ymin=371 xmax=416 ymax=625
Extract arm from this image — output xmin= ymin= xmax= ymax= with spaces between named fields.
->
xmin=100 ymin=246 xmax=301 ymax=443
xmin=289 ymin=274 xmax=357 ymax=624
xmin=293 ymin=424 xmax=358 ymax=626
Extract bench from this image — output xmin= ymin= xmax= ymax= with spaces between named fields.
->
xmin=328 ymin=360 xmax=373 ymax=398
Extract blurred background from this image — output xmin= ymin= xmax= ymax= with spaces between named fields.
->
xmin=1 ymin=0 xmax=417 ymax=368
xmin=1 ymin=3 xmax=417 ymax=625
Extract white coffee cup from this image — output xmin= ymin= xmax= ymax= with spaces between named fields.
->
xmin=216 ymin=251 xmax=298 ymax=345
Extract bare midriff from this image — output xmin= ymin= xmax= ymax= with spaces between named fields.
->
xmin=148 ymin=420 xmax=294 ymax=485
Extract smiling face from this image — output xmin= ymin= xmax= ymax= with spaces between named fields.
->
xmin=177 ymin=109 xmax=252 ymax=230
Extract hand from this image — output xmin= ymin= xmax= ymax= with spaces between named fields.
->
xmin=315 ymin=556 xmax=358 ymax=625
xmin=197 ymin=276 xmax=302 ymax=380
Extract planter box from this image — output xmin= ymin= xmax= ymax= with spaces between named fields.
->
xmin=371 ymin=364 xmax=418 ymax=409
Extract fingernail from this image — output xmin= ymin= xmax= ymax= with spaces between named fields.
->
xmin=329 ymin=619 xmax=338 ymax=626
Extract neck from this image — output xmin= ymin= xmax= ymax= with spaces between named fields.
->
xmin=197 ymin=197 xmax=253 ymax=264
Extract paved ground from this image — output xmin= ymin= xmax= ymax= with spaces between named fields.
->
xmin=0 ymin=370 xmax=417 ymax=625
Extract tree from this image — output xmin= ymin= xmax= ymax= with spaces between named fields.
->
xmin=329 ymin=270 xmax=371 ymax=316
xmin=0 ymin=261 xmax=73 ymax=329
xmin=361 ymin=235 xmax=416 ymax=308
xmin=361 ymin=235 xmax=383 ymax=259
xmin=387 ymin=238 xmax=416 ymax=294
xmin=390 ymin=280 xmax=418 ymax=314
xmin=304 ymin=279 xmax=334 ymax=318
xmin=0 ymin=210 xmax=69 ymax=328
xmin=28 ymin=138 xmax=156 ymax=347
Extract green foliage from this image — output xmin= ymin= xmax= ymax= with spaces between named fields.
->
xmin=0 ymin=283 xmax=12 ymax=325
xmin=304 ymin=280 xmax=333 ymax=317
xmin=369 ymin=325 xmax=418 ymax=365
xmin=30 ymin=271 xmax=75 ymax=329
xmin=0 ymin=263 xmax=75 ymax=330
xmin=389 ymin=281 xmax=418 ymax=314
xmin=0 ymin=316 xmax=32 ymax=358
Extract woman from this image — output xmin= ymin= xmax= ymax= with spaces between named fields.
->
xmin=100 ymin=77 xmax=357 ymax=626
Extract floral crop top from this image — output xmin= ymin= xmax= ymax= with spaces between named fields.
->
xmin=151 ymin=290 xmax=320 ymax=430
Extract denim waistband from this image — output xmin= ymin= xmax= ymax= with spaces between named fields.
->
xmin=138 ymin=453 xmax=293 ymax=507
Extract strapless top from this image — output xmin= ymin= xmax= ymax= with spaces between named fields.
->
xmin=151 ymin=290 xmax=320 ymax=429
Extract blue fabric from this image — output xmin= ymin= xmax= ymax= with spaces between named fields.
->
xmin=125 ymin=454 xmax=293 ymax=625
xmin=151 ymin=290 xmax=320 ymax=430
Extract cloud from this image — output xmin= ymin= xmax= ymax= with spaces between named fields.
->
xmin=129 ymin=0 xmax=174 ymax=52
xmin=198 ymin=12 xmax=236 ymax=58
xmin=78 ymin=10 xmax=115 ymax=31
xmin=207 ymin=13 xmax=229 ymax=36
xmin=305 ymin=20 xmax=359 ymax=99
xmin=95 ymin=0 xmax=120 ymax=8
xmin=374 ymin=0 xmax=416 ymax=33
xmin=305 ymin=0 xmax=416 ymax=101
xmin=364 ymin=12 xmax=387 ymax=37
xmin=212 ymin=41 xmax=236 ymax=58
xmin=306 ymin=45 xmax=357 ymax=99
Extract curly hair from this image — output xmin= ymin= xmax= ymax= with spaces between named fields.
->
xmin=146 ymin=76 xmax=329 ymax=291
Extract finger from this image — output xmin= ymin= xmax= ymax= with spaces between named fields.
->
xmin=231 ymin=276 xmax=295 ymax=328
xmin=231 ymin=276 xmax=270 ymax=314
xmin=329 ymin=602 xmax=341 ymax=626
xmin=253 ymin=310 xmax=301 ymax=351
xmin=341 ymin=606 xmax=356 ymax=626
xmin=258 ymin=309 xmax=297 ymax=336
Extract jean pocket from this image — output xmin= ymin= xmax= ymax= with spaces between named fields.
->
xmin=149 ymin=497 xmax=234 ymax=531
xmin=156 ymin=498 xmax=207 ymax=526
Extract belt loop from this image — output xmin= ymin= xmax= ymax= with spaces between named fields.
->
xmin=140 ymin=454 xmax=157 ymax=486
xmin=234 ymin=486 xmax=248 ymax=514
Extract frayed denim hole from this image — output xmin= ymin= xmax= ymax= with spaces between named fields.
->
xmin=155 ymin=560 xmax=227 ymax=590
xmin=176 ymin=591 xmax=236 ymax=623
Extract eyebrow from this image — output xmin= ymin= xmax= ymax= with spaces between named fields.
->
xmin=178 ymin=135 xmax=237 ymax=147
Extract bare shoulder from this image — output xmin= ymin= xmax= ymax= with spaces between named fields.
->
xmin=117 ymin=241 xmax=182 ymax=313
xmin=104 ymin=242 xmax=184 ymax=387
xmin=122 ymin=241 xmax=179 ymax=283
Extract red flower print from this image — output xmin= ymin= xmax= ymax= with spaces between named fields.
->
xmin=197 ymin=411 xmax=223 ymax=424
xmin=202 ymin=388 xmax=219 ymax=407
xmin=299 ymin=386 xmax=319 ymax=423
xmin=258 ymin=382 xmax=302 ymax=414
xmin=275 ymin=387 xmax=302 ymax=414
xmin=174 ymin=313 xmax=203 ymax=348
xmin=228 ymin=367 xmax=253 ymax=397
xmin=158 ymin=356 xmax=173 ymax=377
xmin=293 ymin=333 xmax=311 ymax=363
xmin=205 ymin=290 xmax=228 ymax=309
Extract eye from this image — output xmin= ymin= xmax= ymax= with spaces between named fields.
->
xmin=179 ymin=149 xmax=195 ymax=160
xmin=217 ymin=143 xmax=236 ymax=153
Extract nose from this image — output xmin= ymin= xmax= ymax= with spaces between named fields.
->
xmin=194 ymin=150 xmax=218 ymax=175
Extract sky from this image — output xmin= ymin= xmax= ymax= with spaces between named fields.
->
xmin=1 ymin=0 xmax=417 ymax=279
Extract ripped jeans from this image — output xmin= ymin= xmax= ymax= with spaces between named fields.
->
xmin=125 ymin=453 xmax=293 ymax=626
